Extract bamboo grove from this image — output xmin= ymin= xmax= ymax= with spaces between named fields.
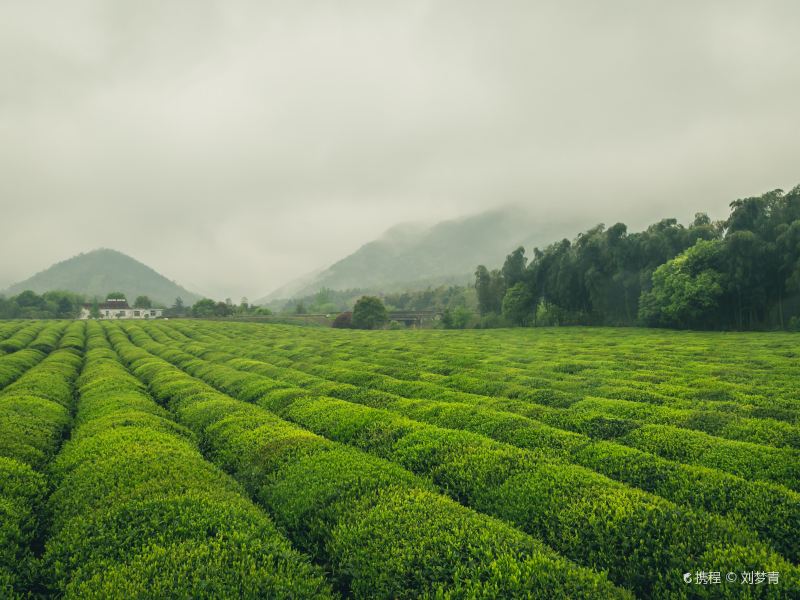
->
xmin=478 ymin=185 xmax=800 ymax=330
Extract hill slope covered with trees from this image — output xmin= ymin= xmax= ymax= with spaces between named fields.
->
xmin=478 ymin=185 xmax=800 ymax=330
xmin=259 ymin=207 xmax=585 ymax=303
xmin=2 ymin=249 xmax=202 ymax=307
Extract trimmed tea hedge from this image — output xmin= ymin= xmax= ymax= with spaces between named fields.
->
xmin=0 ymin=320 xmax=84 ymax=597
xmin=107 ymin=322 xmax=631 ymax=599
xmin=121 ymin=322 xmax=800 ymax=598
xmin=159 ymin=321 xmax=800 ymax=562
xmin=42 ymin=321 xmax=333 ymax=598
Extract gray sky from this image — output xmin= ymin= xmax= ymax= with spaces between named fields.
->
xmin=2 ymin=1 xmax=799 ymax=299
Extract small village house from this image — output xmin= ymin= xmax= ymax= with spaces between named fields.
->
xmin=79 ymin=298 xmax=163 ymax=320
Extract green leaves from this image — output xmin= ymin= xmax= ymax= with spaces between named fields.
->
xmin=112 ymin=322 xmax=630 ymax=599
xmin=41 ymin=322 xmax=333 ymax=598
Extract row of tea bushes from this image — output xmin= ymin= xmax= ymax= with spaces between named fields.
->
xmin=0 ymin=321 xmax=83 ymax=597
xmin=0 ymin=322 xmax=26 ymax=345
xmin=240 ymin=322 xmax=800 ymax=413
xmin=0 ymin=323 xmax=75 ymax=391
xmin=156 ymin=324 xmax=800 ymax=561
xmin=0 ymin=458 xmax=45 ymax=597
xmin=561 ymin=396 xmax=800 ymax=450
xmin=170 ymin=321 xmax=800 ymax=452
xmin=192 ymin=324 xmax=800 ymax=491
xmin=41 ymin=321 xmax=333 ymax=598
xmin=27 ymin=322 xmax=69 ymax=354
xmin=126 ymin=327 xmax=799 ymax=599
xmin=617 ymin=425 xmax=800 ymax=491
xmin=0 ymin=322 xmax=48 ymax=354
xmin=0 ymin=321 xmax=83 ymax=470
xmin=109 ymin=323 xmax=631 ymax=600
xmin=0 ymin=349 xmax=47 ymax=390
xmin=308 ymin=352 xmax=800 ymax=447
xmin=298 ymin=383 xmax=800 ymax=563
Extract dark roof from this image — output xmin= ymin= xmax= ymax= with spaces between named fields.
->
xmin=100 ymin=299 xmax=130 ymax=309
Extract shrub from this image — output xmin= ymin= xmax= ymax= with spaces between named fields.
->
xmin=352 ymin=296 xmax=387 ymax=330
xmin=332 ymin=311 xmax=353 ymax=328
xmin=42 ymin=322 xmax=333 ymax=598
xmin=108 ymin=323 xmax=630 ymax=598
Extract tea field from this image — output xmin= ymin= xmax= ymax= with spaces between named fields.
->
xmin=0 ymin=319 xmax=798 ymax=598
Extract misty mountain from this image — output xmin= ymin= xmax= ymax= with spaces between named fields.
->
xmin=259 ymin=207 xmax=586 ymax=302
xmin=2 ymin=248 xmax=202 ymax=306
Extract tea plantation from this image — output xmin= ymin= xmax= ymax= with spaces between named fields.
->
xmin=0 ymin=319 xmax=797 ymax=598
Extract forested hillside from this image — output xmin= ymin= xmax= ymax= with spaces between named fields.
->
xmin=2 ymin=249 xmax=202 ymax=306
xmin=260 ymin=207 xmax=585 ymax=302
xmin=478 ymin=186 xmax=800 ymax=330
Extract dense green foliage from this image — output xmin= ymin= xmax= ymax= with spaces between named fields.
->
xmin=0 ymin=321 xmax=83 ymax=596
xmin=108 ymin=322 xmax=627 ymax=598
xmin=129 ymin=321 xmax=800 ymax=598
xmin=351 ymin=296 xmax=388 ymax=329
xmin=148 ymin=323 xmax=800 ymax=563
xmin=259 ymin=206 xmax=565 ymax=304
xmin=271 ymin=285 xmax=476 ymax=318
xmin=188 ymin=297 xmax=272 ymax=318
xmin=1 ymin=318 xmax=797 ymax=597
xmin=2 ymin=248 xmax=201 ymax=306
xmin=0 ymin=291 xmax=84 ymax=319
xmin=132 ymin=295 xmax=152 ymax=308
xmin=41 ymin=322 xmax=331 ymax=598
xmin=479 ymin=185 xmax=800 ymax=329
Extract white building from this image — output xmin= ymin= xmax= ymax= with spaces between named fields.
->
xmin=79 ymin=298 xmax=163 ymax=320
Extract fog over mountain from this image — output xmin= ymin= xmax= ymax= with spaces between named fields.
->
xmin=1 ymin=1 xmax=799 ymax=299
xmin=259 ymin=205 xmax=590 ymax=301
xmin=2 ymin=249 xmax=202 ymax=306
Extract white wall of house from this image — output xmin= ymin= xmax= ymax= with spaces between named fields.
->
xmin=79 ymin=307 xmax=163 ymax=320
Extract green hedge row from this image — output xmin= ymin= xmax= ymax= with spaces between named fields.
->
xmin=170 ymin=321 xmax=800 ymax=454
xmin=27 ymin=322 xmax=69 ymax=354
xmin=41 ymin=321 xmax=333 ymax=598
xmin=0 ymin=322 xmax=84 ymax=470
xmin=127 ymin=326 xmax=799 ymax=599
xmin=0 ymin=320 xmax=84 ymax=597
xmin=0 ymin=322 xmax=48 ymax=354
xmin=157 ymin=324 xmax=800 ymax=561
xmin=181 ymin=321 xmax=800 ymax=416
xmin=568 ymin=396 xmax=800 ymax=450
xmin=0 ymin=457 xmax=45 ymax=597
xmin=307 ymin=386 xmax=800 ymax=563
xmin=336 ymin=352 xmax=799 ymax=442
xmin=108 ymin=323 xmax=631 ymax=600
xmin=0 ymin=322 xmax=25 ymax=346
xmin=0 ymin=349 xmax=47 ymax=391
xmin=183 ymin=323 xmax=800 ymax=490
xmin=617 ymin=425 xmax=800 ymax=491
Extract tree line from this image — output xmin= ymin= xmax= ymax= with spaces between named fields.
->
xmin=0 ymin=291 xmax=273 ymax=320
xmin=276 ymin=285 xmax=475 ymax=317
xmin=476 ymin=185 xmax=800 ymax=330
xmin=0 ymin=290 xmax=85 ymax=319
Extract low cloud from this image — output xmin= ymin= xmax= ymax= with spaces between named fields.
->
xmin=2 ymin=1 xmax=799 ymax=298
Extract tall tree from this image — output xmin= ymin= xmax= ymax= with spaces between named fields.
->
xmin=639 ymin=240 xmax=726 ymax=329
xmin=501 ymin=247 xmax=527 ymax=288
xmin=352 ymin=296 xmax=388 ymax=330
xmin=502 ymin=283 xmax=534 ymax=326
xmin=474 ymin=266 xmax=493 ymax=315
xmin=134 ymin=295 xmax=152 ymax=309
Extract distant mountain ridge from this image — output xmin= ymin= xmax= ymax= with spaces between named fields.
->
xmin=2 ymin=248 xmax=202 ymax=306
xmin=258 ymin=206 xmax=587 ymax=302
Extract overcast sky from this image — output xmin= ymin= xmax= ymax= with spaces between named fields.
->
xmin=1 ymin=1 xmax=799 ymax=299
